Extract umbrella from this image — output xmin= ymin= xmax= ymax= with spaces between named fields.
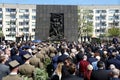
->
xmin=32 ymin=40 xmax=41 ymax=43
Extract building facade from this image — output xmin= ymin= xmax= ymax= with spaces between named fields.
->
xmin=0 ymin=4 xmax=120 ymax=41
xmin=0 ymin=4 xmax=36 ymax=41
xmin=78 ymin=5 xmax=120 ymax=38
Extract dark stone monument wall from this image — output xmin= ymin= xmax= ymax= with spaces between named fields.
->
xmin=36 ymin=5 xmax=78 ymax=42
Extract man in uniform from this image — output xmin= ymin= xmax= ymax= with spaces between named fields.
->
xmin=2 ymin=60 xmax=22 ymax=80
xmin=29 ymin=49 xmax=44 ymax=68
xmin=18 ymin=53 xmax=35 ymax=80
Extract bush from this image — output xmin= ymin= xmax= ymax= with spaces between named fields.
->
xmin=34 ymin=68 xmax=48 ymax=80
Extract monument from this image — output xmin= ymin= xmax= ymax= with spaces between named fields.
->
xmin=36 ymin=5 xmax=78 ymax=42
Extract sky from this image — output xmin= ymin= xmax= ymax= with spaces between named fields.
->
xmin=0 ymin=0 xmax=120 ymax=5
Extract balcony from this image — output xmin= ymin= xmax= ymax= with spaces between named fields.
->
xmin=10 ymin=25 xmax=16 ymax=28
xmin=10 ymin=18 xmax=16 ymax=21
xmin=10 ymin=11 xmax=16 ymax=14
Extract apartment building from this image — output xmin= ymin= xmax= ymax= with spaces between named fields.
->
xmin=0 ymin=4 xmax=36 ymax=41
xmin=78 ymin=5 xmax=120 ymax=38
xmin=0 ymin=4 xmax=120 ymax=41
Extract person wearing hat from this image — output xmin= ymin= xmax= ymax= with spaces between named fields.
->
xmin=29 ymin=49 xmax=44 ymax=68
xmin=36 ymin=51 xmax=45 ymax=63
xmin=11 ymin=48 xmax=24 ymax=65
xmin=19 ymin=46 xmax=31 ymax=60
xmin=18 ymin=53 xmax=35 ymax=80
xmin=2 ymin=60 xmax=22 ymax=80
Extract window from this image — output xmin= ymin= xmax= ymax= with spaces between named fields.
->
xmin=101 ymin=10 xmax=106 ymax=13
xmin=19 ymin=15 xmax=29 ymax=19
xmin=19 ymin=9 xmax=25 ymax=13
xmin=19 ymin=28 xmax=23 ymax=31
xmin=19 ymin=15 xmax=24 ymax=19
xmin=95 ymin=29 xmax=100 ymax=32
xmin=6 ymin=15 xmax=10 ymax=18
xmin=19 ymin=21 xmax=29 ymax=26
xmin=95 ymin=22 xmax=100 ymax=26
xmin=19 ymin=22 xmax=24 ymax=26
xmin=10 ymin=21 xmax=16 ymax=25
xmin=109 ymin=9 xmax=115 ymax=13
xmin=87 ymin=15 xmax=93 ymax=20
xmin=0 ymin=8 xmax=2 ymax=11
xmin=0 ymin=14 xmax=2 ymax=18
xmin=10 ymin=14 xmax=16 ymax=19
xmin=25 ymin=9 xmax=29 ymax=12
xmin=6 ymin=28 xmax=16 ymax=32
xmin=24 ymin=15 xmax=29 ymax=19
xmin=88 ymin=10 xmax=93 ymax=13
xmin=10 ymin=28 xmax=16 ymax=31
xmin=6 ymin=8 xmax=16 ymax=12
xmin=115 ymin=10 xmax=119 ymax=13
xmin=6 ymin=28 xmax=11 ymax=31
xmin=32 ymin=16 xmax=36 ymax=20
xmin=96 ymin=10 xmax=100 ymax=13
xmin=95 ymin=16 xmax=100 ymax=20
xmin=6 ymin=34 xmax=15 ymax=37
xmin=6 ymin=21 xmax=10 ymax=25
xmin=100 ymin=15 xmax=106 ymax=20
xmin=96 ymin=10 xmax=106 ymax=14
xmin=101 ymin=22 xmax=106 ymax=26
xmin=32 ymin=28 xmax=35 ymax=32
xmin=24 ymin=21 xmax=29 ymax=25
xmin=114 ymin=22 xmax=119 ymax=26
xmin=114 ymin=16 xmax=119 ymax=20
xmin=32 ymin=9 xmax=36 ymax=13
xmin=19 ymin=9 xmax=29 ymax=13
xmin=24 ymin=28 xmax=29 ymax=32
xmin=0 ymin=21 xmax=2 ymax=24
xmin=108 ymin=16 xmax=114 ymax=20
xmin=32 ymin=22 xmax=35 ymax=26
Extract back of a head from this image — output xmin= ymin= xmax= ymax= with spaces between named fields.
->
xmin=68 ymin=63 xmax=76 ymax=74
xmin=112 ymin=68 xmax=120 ymax=77
xmin=51 ymin=75 xmax=59 ymax=80
xmin=87 ymin=64 xmax=93 ymax=71
xmin=0 ymin=55 xmax=6 ymax=63
xmin=96 ymin=56 xmax=101 ymax=61
xmin=109 ymin=64 xmax=116 ymax=70
xmin=83 ymin=55 xmax=87 ymax=60
xmin=97 ymin=61 xmax=105 ymax=69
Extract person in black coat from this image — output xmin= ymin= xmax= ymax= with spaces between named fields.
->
xmin=90 ymin=61 xmax=111 ymax=80
xmin=107 ymin=53 xmax=120 ymax=69
xmin=62 ymin=63 xmax=83 ymax=80
xmin=11 ymin=48 xmax=24 ymax=65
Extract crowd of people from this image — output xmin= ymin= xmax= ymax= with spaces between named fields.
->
xmin=0 ymin=38 xmax=120 ymax=80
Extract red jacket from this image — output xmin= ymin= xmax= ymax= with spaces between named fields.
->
xmin=79 ymin=60 xmax=89 ymax=72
